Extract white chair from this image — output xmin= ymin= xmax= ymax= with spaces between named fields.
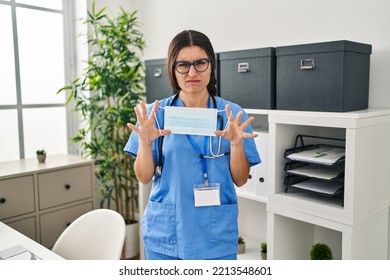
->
xmin=52 ymin=209 xmax=126 ymax=260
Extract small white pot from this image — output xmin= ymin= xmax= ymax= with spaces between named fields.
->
xmin=237 ymin=243 xmax=246 ymax=254
xmin=37 ymin=154 xmax=46 ymax=163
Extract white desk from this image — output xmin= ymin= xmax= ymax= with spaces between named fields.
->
xmin=0 ymin=222 xmax=64 ymax=260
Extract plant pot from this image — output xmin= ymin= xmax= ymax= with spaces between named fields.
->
xmin=124 ymin=222 xmax=140 ymax=259
xmin=237 ymin=243 xmax=246 ymax=254
xmin=37 ymin=154 xmax=46 ymax=163
xmin=261 ymin=252 xmax=267 ymax=260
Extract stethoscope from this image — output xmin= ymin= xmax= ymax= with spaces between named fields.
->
xmin=154 ymin=92 xmax=229 ymax=177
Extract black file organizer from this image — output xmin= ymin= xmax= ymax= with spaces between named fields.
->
xmin=283 ymin=135 xmax=346 ymax=206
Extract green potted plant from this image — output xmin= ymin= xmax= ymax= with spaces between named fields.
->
xmin=261 ymin=242 xmax=267 ymax=260
xmin=237 ymin=236 xmax=246 ymax=254
xmin=57 ymin=1 xmax=145 ymax=259
xmin=36 ymin=149 xmax=47 ymax=163
xmin=310 ymin=243 xmax=333 ymax=260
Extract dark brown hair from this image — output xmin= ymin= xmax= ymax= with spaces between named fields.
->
xmin=166 ymin=30 xmax=217 ymax=96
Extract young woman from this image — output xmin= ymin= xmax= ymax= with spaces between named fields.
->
xmin=125 ymin=30 xmax=261 ymax=260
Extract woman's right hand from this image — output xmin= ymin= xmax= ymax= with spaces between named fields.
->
xmin=127 ymin=100 xmax=171 ymax=146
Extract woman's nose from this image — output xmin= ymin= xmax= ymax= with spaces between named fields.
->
xmin=187 ymin=64 xmax=197 ymax=76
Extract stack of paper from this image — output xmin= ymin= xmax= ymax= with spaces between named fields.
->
xmin=291 ymin=178 xmax=344 ymax=196
xmin=286 ymin=164 xmax=344 ymax=180
xmin=286 ymin=146 xmax=345 ymax=165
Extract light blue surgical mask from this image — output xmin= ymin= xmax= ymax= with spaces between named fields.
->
xmin=164 ymin=106 xmax=218 ymax=136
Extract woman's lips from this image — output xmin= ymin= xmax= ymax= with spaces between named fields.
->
xmin=186 ymin=79 xmax=200 ymax=85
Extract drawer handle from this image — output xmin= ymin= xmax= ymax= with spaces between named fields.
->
xmin=0 ymin=197 xmax=6 ymax=204
xmin=248 ymin=174 xmax=252 ymax=179
xmin=64 ymin=184 xmax=71 ymax=190
xmin=237 ymin=62 xmax=249 ymax=73
xmin=153 ymin=68 xmax=162 ymax=77
xmin=300 ymin=58 xmax=315 ymax=70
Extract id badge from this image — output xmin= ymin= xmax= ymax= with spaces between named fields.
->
xmin=193 ymin=183 xmax=221 ymax=207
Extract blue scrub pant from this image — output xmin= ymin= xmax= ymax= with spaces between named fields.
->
xmin=145 ymin=248 xmax=237 ymax=260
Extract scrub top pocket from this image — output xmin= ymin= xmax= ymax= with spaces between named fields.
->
xmin=210 ymin=203 xmax=238 ymax=246
xmin=143 ymin=200 xmax=177 ymax=253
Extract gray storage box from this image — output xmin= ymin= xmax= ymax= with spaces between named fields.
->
xmin=145 ymin=58 xmax=174 ymax=103
xmin=219 ymin=48 xmax=276 ymax=109
xmin=276 ymin=40 xmax=372 ymax=112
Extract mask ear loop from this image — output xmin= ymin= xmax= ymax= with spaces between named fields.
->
xmin=153 ymin=107 xmax=165 ymax=136
xmin=220 ymin=110 xmax=231 ymax=137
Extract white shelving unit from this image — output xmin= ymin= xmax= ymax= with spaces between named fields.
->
xmin=137 ymin=108 xmax=390 ymax=260
xmin=238 ymin=108 xmax=390 ymax=260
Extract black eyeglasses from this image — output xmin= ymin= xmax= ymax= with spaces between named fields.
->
xmin=173 ymin=58 xmax=211 ymax=74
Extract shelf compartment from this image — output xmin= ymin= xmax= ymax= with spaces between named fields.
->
xmin=268 ymin=204 xmax=389 ymax=259
xmin=282 ymin=135 xmax=346 ymax=206
xmin=269 ymin=212 xmax=342 ymax=260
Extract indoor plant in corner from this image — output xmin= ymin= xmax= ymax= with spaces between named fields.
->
xmin=57 ymin=2 xmax=145 ymax=259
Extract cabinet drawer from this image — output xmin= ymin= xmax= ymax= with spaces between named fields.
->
xmin=38 ymin=165 xmax=92 ymax=210
xmin=0 ymin=175 xmax=35 ymax=220
xmin=6 ymin=216 xmax=37 ymax=241
xmin=40 ymin=202 xmax=93 ymax=249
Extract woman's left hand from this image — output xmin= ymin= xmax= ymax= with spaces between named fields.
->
xmin=215 ymin=104 xmax=257 ymax=145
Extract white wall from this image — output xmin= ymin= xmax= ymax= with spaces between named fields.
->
xmin=130 ymin=0 xmax=390 ymax=109
xmin=90 ymin=0 xmax=133 ymax=14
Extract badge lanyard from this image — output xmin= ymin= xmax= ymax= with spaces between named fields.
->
xmin=189 ymin=132 xmax=221 ymax=207
xmin=186 ymin=96 xmax=221 ymax=207
xmin=186 ymin=135 xmax=209 ymax=186
xmin=186 ymin=95 xmax=213 ymax=186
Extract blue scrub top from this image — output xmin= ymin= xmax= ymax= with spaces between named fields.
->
xmin=124 ymin=95 xmax=261 ymax=260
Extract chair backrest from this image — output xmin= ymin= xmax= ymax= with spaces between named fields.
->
xmin=52 ymin=209 xmax=126 ymax=260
